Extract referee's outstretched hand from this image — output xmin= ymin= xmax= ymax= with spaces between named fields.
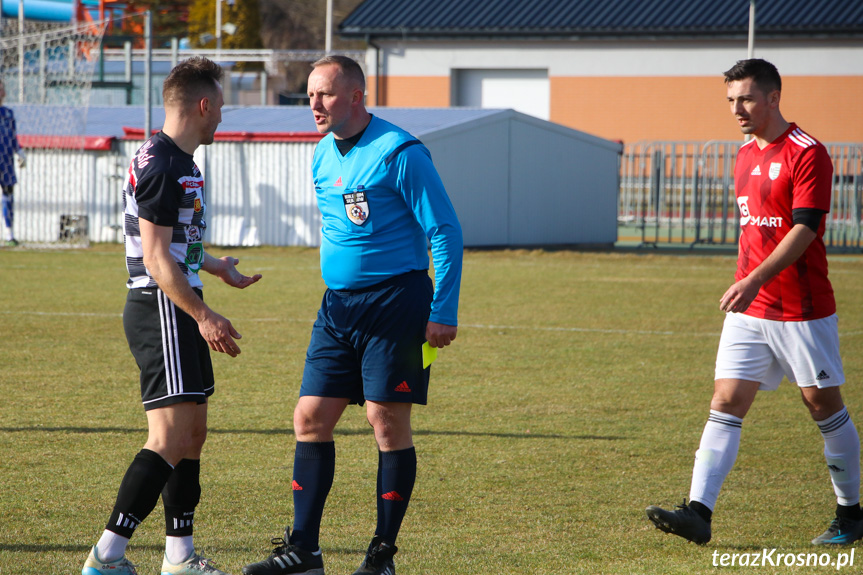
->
xmin=426 ymin=321 xmax=457 ymax=348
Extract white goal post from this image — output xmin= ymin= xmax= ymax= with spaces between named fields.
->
xmin=1 ymin=17 xmax=107 ymax=247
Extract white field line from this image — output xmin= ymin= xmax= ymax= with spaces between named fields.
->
xmin=3 ymin=310 xmax=121 ymax=318
xmin=5 ymin=310 xmax=863 ymax=338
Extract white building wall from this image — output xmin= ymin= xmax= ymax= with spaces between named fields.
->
xmin=454 ymin=69 xmax=550 ymax=120
xmin=369 ymin=39 xmax=863 ymax=78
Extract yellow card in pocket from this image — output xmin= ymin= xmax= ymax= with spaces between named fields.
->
xmin=422 ymin=342 xmax=438 ymax=369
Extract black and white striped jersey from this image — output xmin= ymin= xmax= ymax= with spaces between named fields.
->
xmin=123 ymin=132 xmax=207 ymax=290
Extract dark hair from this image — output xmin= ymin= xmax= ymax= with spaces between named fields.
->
xmin=723 ymin=59 xmax=781 ymax=94
xmin=163 ymin=56 xmax=223 ymax=107
xmin=311 ymin=55 xmax=365 ymax=91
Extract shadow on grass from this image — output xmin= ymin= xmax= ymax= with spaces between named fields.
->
xmin=0 ymin=543 xmax=160 ymax=553
xmin=0 ymin=541 xmax=362 ymax=556
xmin=0 ymin=426 xmax=625 ymax=441
xmin=713 ymin=543 xmax=823 ymax=552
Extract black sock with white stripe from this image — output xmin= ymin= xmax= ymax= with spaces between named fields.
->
xmin=163 ymin=458 xmax=201 ymax=537
xmin=106 ymin=449 xmax=174 ymax=538
xmin=817 ymin=407 xmax=862 ymax=511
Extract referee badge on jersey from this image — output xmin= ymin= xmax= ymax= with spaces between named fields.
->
xmin=343 ymin=190 xmax=369 ymax=226
xmin=769 ymin=162 xmax=782 ymax=180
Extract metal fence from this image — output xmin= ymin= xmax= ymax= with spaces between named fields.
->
xmin=13 ymin=137 xmax=863 ymax=250
xmin=619 ymin=140 xmax=863 ymax=249
xmin=11 ymin=139 xmax=321 ymax=247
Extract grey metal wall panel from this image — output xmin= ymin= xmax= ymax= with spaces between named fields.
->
xmin=423 ymin=121 xmax=510 ymax=246
xmin=508 ymin=116 xmax=619 ymax=245
xmin=14 ymin=105 xmax=504 ymax=140
xmin=423 ymin=109 xmax=619 ymax=247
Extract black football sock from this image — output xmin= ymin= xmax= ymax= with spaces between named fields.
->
xmin=105 ymin=449 xmax=174 ymax=538
xmin=162 ymin=458 xmax=201 ymax=536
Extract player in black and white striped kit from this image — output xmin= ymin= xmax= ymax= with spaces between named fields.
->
xmin=82 ymin=57 xmax=261 ymax=575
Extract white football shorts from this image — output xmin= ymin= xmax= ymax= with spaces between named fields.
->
xmin=715 ymin=312 xmax=844 ymax=390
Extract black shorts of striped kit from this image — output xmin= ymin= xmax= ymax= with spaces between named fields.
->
xmin=123 ymin=287 xmax=214 ymax=411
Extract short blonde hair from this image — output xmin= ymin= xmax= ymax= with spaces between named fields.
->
xmin=311 ymin=55 xmax=365 ymax=91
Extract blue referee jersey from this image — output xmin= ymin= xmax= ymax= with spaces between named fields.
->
xmin=312 ymin=115 xmax=463 ymax=326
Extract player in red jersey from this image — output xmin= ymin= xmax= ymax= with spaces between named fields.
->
xmin=646 ymin=59 xmax=862 ymax=546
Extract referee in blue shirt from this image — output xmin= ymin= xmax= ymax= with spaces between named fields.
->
xmin=244 ymin=55 xmax=463 ymax=575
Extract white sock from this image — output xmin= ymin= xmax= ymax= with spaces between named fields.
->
xmin=688 ymin=410 xmax=743 ymax=511
xmin=818 ymin=407 xmax=861 ymax=506
xmin=165 ymin=535 xmax=195 ymax=564
xmin=95 ymin=530 xmax=130 ymax=563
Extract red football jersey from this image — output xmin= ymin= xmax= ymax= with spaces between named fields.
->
xmin=734 ymin=123 xmax=835 ymax=321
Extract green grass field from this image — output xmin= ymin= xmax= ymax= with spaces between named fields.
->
xmin=2 ymin=245 xmax=863 ymax=574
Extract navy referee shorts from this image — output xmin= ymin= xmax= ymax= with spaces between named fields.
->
xmin=300 ymin=270 xmax=434 ymax=405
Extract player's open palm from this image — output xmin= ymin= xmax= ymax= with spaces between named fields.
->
xmin=215 ymin=256 xmax=262 ymax=289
